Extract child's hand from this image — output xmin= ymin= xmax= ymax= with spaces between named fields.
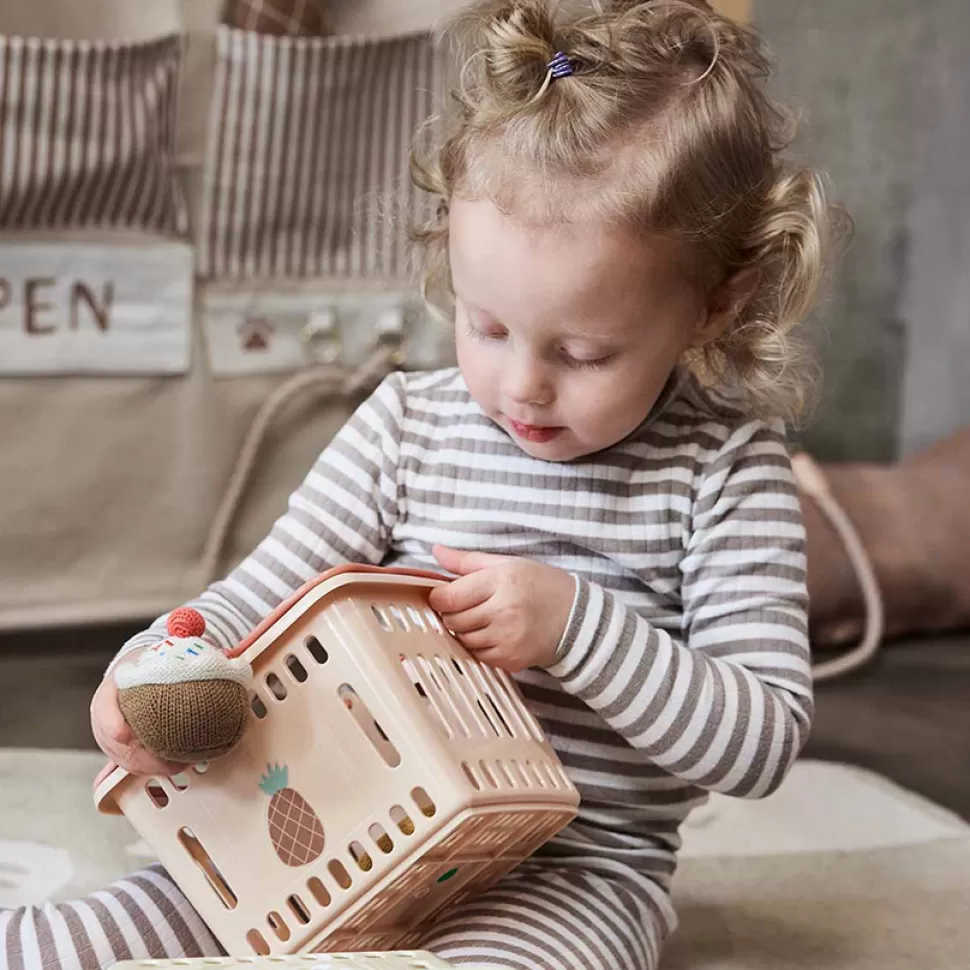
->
xmin=429 ymin=545 xmax=575 ymax=672
xmin=90 ymin=654 xmax=187 ymax=778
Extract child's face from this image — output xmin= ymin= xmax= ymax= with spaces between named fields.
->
xmin=449 ymin=196 xmax=709 ymax=462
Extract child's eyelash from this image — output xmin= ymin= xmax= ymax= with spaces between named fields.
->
xmin=465 ymin=320 xmax=505 ymax=341
xmin=565 ymin=352 xmax=614 ymax=370
xmin=465 ymin=319 xmax=612 ymax=368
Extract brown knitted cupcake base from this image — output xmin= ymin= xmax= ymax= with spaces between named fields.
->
xmin=118 ymin=680 xmax=251 ymax=764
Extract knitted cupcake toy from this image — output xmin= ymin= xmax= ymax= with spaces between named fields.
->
xmin=114 ymin=608 xmax=253 ymax=764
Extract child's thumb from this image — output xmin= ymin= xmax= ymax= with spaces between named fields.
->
xmin=432 ymin=544 xmax=509 ymax=575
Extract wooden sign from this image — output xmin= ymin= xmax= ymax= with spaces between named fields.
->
xmin=0 ymin=241 xmax=193 ymax=375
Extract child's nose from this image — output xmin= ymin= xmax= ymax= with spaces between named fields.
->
xmin=504 ymin=354 xmax=553 ymax=407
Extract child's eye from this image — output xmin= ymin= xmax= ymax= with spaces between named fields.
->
xmin=563 ymin=350 xmax=614 ymax=370
xmin=465 ymin=319 xmax=507 ymax=342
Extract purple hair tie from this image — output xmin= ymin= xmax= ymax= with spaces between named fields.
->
xmin=547 ymin=51 xmax=574 ymax=79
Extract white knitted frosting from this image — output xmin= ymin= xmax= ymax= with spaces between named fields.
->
xmin=114 ymin=637 xmax=253 ymax=690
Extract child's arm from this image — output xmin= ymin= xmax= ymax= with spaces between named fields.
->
xmin=106 ymin=372 xmax=408 ymax=673
xmin=547 ymin=420 xmax=811 ymax=799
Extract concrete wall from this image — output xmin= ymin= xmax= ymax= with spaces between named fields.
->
xmin=757 ymin=0 xmax=970 ymax=459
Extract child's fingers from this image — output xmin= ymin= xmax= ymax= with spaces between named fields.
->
xmin=92 ymin=760 xmax=118 ymax=791
xmin=465 ymin=645 xmax=519 ymax=672
xmin=452 ymin=627 xmax=499 ymax=651
xmin=92 ymin=676 xmax=133 ymax=745
xmin=441 ymin=604 xmax=493 ymax=634
xmin=429 ymin=570 xmax=495 ymax=614
xmin=91 ymin=718 xmax=128 ymax=769
xmin=91 ymin=676 xmax=185 ymax=777
xmin=104 ymin=708 xmax=133 ymax=747
xmin=98 ymin=727 xmax=185 ymax=777
xmin=432 ymin=545 xmax=512 ymax=576
xmin=119 ymin=744 xmax=187 ymax=779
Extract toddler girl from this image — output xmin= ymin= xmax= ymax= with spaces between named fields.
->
xmin=3 ymin=1 xmax=841 ymax=967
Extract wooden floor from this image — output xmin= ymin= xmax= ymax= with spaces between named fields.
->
xmin=2 ymin=624 xmax=968 ymax=820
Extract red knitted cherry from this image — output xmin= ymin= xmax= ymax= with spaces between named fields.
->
xmin=167 ymin=607 xmax=206 ymax=639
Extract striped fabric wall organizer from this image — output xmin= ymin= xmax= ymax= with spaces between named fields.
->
xmin=196 ymin=28 xmax=441 ymax=283
xmin=0 ymin=23 xmax=444 ymax=286
xmin=0 ymin=34 xmax=188 ymax=235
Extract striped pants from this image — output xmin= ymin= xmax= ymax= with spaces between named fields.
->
xmin=1 ymin=861 xmax=671 ymax=969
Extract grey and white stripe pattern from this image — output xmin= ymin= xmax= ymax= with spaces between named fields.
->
xmin=1 ymin=865 xmax=221 ymax=970
xmin=0 ymin=34 xmax=188 ymax=234
xmin=196 ymin=27 xmax=440 ymax=281
xmin=64 ymin=366 xmax=807 ymax=969
xmin=422 ymin=861 xmax=670 ymax=970
xmin=1 ymin=862 xmax=665 ymax=970
xmin=2 ymin=368 xmax=808 ymax=968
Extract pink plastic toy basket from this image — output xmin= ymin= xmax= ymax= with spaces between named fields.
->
xmin=96 ymin=566 xmax=580 ymax=957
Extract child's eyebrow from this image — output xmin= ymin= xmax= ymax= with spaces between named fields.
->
xmin=559 ymin=315 xmax=640 ymax=341
xmin=459 ymin=291 xmax=637 ymax=340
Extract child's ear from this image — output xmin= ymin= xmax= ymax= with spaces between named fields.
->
xmin=692 ymin=266 xmax=761 ymax=347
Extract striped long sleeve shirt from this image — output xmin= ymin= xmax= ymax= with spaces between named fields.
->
xmin=119 ymin=366 xmax=812 ymax=898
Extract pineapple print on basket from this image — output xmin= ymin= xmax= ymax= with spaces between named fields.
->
xmin=258 ymin=763 xmax=325 ymax=866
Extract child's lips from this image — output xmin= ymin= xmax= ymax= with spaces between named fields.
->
xmin=508 ymin=419 xmax=563 ymax=443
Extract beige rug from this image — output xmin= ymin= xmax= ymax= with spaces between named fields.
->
xmin=666 ymin=762 xmax=970 ymax=970
xmin=0 ymin=749 xmax=152 ymax=905
xmin=2 ymin=750 xmax=969 ymax=969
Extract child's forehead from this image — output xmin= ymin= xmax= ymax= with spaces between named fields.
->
xmin=449 ymin=195 xmax=691 ymax=304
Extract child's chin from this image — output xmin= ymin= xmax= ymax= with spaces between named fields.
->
xmin=516 ymin=436 xmax=583 ymax=463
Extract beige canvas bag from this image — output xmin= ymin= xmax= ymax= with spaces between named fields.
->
xmin=0 ymin=0 xmax=450 ymax=628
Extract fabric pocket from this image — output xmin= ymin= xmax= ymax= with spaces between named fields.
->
xmin=196 ymin=27 xmax=440 ymax=282
xmin=0 ymin=33 xmax=188 ymax=235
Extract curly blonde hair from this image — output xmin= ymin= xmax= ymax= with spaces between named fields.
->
xmin=411 ymin=0 xmax=848 ymax=423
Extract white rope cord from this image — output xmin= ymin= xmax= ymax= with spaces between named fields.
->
xmin=199 ymin=346 xmax=400 ymax=586
xmin=792 ymin=453 xmax=886 ymax=682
